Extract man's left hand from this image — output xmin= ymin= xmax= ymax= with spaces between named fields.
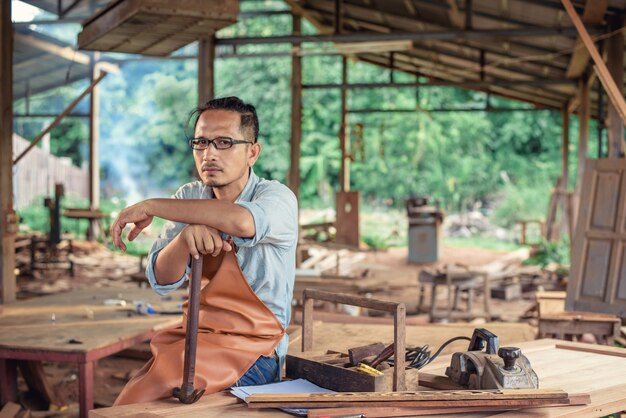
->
xmin=110 ymin=200 xmax=154 ymax=252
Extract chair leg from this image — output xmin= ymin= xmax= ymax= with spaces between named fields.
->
xmin=430 ymin=284 xmax=437 ymax=319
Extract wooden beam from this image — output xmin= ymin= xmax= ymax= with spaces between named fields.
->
xmin=288 ymin=14 xmax=302 ymax=201
xmin=198 ymin=35 xmax=215 ymax=104
xmin=15 ymin=32 xmax=90 ymax=65
xmin=567 ymin=70 xmax=597 ymax=113
xmin=565 ymin=0 xmax=608 ymax=79
xmin=216 ymin=26 xmax=592 ymax=45
xmin=573 ymin=75 xmax=590 ymax=229
xmin=0 ymin=0 xmax=15 ymax=304
xmin=446 ymin=0 xmax=463 ymax=28
xmin=562 ymin=106 xmax=569 ymax=187
xmin=13 ymin=72 xmax=107 ymax=165
xmin=606 ymin=15 xmax=624 ymax=157
xmin=334 ymin=0 xmax=343 ymax=34
xmin=561 ymin=0 xmax=626 ymax=126
xmin=339 ymin=56 xmax=349 ymax=192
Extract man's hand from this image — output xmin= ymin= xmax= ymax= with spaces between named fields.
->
xmin=110 ymin=200 xmax=154 ymax=251
xmin=179 ymin=225 xmax=233 ymax=259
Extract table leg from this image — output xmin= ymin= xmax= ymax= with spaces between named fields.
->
xmin=0 ymin=358 xmax=17 ymax=405
xmin=78 ymin=361 xmax=94 ymax=418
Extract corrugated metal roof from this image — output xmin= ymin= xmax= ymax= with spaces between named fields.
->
xmin=13 ymin=27 xmax=93 ymax=100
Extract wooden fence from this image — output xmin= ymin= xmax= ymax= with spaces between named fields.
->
xmin=13 ymin=134 xmax=89 ymax=210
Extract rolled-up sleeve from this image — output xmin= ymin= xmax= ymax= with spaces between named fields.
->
xmin=145 ymin=184 xmax=200 ymax=294
xmin=233 ymin=183 xmax=298 ymax=249
xmin=146 ymin=221 xmax=189 ymax=294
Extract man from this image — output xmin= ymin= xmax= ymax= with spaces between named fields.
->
xmin=110 ymin=96 xmax=298 ymax=402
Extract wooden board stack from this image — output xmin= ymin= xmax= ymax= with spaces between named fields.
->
xmin=245 ymin=389 xmax=591 ymax=418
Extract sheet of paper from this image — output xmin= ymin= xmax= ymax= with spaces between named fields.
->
xmin=230 ymin=378 xmax=334 ymax=416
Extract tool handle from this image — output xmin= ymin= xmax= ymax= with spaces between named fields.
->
xmin=182 ymin=256 xmax=203 ymax=388
xmin=468 ymin=328 xmax=499 ymax=354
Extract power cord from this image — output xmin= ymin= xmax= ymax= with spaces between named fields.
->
xmin=388 ymin=336 xmax=472 ymax=369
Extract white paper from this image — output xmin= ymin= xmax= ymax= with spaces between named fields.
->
xmin=230 ymin=378 xmax=334 ymax=416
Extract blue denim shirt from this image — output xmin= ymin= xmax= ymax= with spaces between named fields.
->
xmin=145 ymin=169 xmax=298 ymax=366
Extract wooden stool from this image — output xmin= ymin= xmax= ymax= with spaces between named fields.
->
xmin=538 ymin=311 xmax=621 ymax=345
xmin=418 ymin=265 xmax=491 ymax=321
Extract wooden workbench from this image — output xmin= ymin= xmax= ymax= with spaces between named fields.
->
xmin=286 ymin=321 xmax=537 ymax=355
xmin=0 ymin=288 xmax=184 ymax=418
xmin=89 ymin=338 xmax=626 ymax=417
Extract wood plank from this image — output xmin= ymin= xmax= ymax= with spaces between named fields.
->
xmin=0 ymin=288 xmax=183 ymax=353
xmin=562 ymin=0 xmax=626 ymax=125
xmin=606 ymin=15 xmax=624 ymax=157
xmin=565 ymin=0 xmax=608 ymax=79
xmin=78 ymin=0 xmax=238 ymax=56
xmin=246 ymin=397 xmax=576 ymax=409
xmin=0 ymin=0 xmax=15 ymax=304
xmin=306 ymin=405 xmax=532 ymax=418
xmin=288 ymin=13 xmax=302 ymax=201
xmin=0 ymin=402 xmax=21 ymax=418
xmin=248 ymin=389 xmax=571 ymax=403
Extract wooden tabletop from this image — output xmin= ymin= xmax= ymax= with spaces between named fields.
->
xmin=0 ymin=288 xmax=184 ymax=353
xmin=90 ymin=338 xmax=626 ymax=418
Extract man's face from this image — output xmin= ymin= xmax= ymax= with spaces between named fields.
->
xmin=193 ymin=109 xmax=260 ymax=188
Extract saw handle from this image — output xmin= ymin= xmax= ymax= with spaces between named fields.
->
xmin=468 ymin=328 xmax=499 ymax=354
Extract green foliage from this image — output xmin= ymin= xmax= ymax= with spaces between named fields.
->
xmin=16 ymin=6 xmax=603 ymax=237
xmin=524 ymin=239 xmax=571 ymax=268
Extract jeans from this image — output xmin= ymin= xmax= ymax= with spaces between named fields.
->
xmin=233 ymin=352 xmax=280 ymax=387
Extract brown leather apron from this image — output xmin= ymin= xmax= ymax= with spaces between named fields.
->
xmin=114 ymin=249 xmax=286 ymax=405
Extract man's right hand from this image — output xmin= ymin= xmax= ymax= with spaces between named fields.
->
xmin=179 ymin=225 xmax=233 ymax=259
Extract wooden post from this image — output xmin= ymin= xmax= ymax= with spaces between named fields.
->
xmin=597 ymin=77 xmax=605 ymax=158
xmin=88 ymin=54 xmax=100 ymax=241
xmin=606 ymin=15 xmax=624 ymax=157
xmin=561 ymin=106 xmax=569 ymax=187
xmin=288 ymin=14 xmax=302 ymax=200
xmin=334 ymin=0 xmax=343 ymax=34
xmin=0 ymin=0 xmax=16 ymax=304
xmin=572 ymin=75 xmax=590 ymax=230
xmin=339 ymin=56 xmax=349 ymax=192
xmin=198 ymin=35 xmax=215 ymax=104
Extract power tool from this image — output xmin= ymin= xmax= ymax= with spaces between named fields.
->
xmin=445 ymin=328 xmax=539 ymax=390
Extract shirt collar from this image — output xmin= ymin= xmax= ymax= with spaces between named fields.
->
xmin=236 ymin=168 xmax=258 ymax=203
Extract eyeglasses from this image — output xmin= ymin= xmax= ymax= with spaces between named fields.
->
xmin=188 ymin=136 xmax=253 ymax=150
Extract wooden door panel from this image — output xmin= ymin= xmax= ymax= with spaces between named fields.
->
xmin=590 ymin=171 xmax=620 ymax=230
xmin=566 ymin=158 xmax=626 ymax=316
xmin=580 ymin=239 xmax=611 ymax=300
xmin=616 ymin=244 xmax=626 ymax=302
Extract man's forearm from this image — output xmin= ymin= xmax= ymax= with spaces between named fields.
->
xmin=146 ymin=198 xmax=255 ymax=237
xmin=153 ymin=234 xmax=191 ymax=285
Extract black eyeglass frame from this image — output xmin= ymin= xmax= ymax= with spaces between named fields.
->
xmin=188 ymin=136 xmax=254 ymax=150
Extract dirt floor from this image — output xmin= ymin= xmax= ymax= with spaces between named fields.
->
xmin=9 ymin=239 xmax=552 ymax=417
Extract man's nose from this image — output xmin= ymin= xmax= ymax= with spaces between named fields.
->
xmin=201 ymin=144 xmax=218 ymax=159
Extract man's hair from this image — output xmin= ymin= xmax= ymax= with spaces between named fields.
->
xmin=188 ymin=96 xmax=259 ymax=143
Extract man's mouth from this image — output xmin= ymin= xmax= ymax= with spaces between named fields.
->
xmin=202 ymin=165 xmax=223 ymax=173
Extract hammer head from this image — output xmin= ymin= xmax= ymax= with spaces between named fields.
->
xmin=172 ymin=385 xmax=205 ymax=404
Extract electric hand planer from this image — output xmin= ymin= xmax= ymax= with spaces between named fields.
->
xmin=445 ymin=328 xmax=539 ymax=390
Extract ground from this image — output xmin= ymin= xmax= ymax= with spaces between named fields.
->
xmin=10 ymin=239 xmax=546 ymax=417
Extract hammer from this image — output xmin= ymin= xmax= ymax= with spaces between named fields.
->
xmin=172 ymin=256 xmax=206 ymax=404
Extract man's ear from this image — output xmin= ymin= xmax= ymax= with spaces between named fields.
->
xmin=248 ymin=142 xmax=261 ymax=166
